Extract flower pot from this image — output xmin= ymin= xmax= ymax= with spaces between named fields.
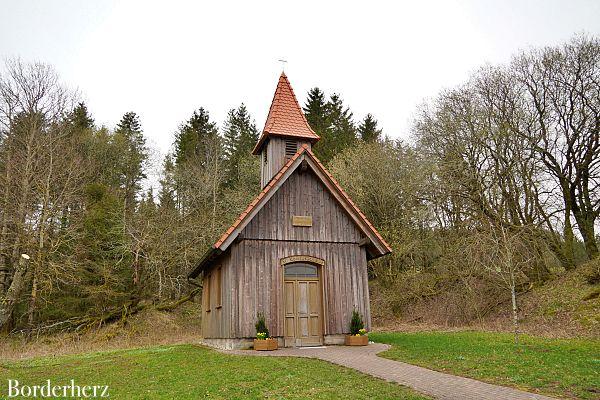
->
xmin=254 ymin=338 xmax=278 ymax=351
xmin=345 ymin=335 xmax=368 ymax=346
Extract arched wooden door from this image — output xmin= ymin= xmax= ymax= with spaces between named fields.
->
xmin=283 ymin=262 xmax=323 ymax=347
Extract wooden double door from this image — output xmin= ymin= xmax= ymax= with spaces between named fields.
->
xmin=283 ymin=263 xmax=323 ymax=347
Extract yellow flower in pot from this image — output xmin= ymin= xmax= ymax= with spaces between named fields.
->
xmin=254 ymin=313 xmax=278 ymax=351
xmin=346 ymin=310 xmax=369 ymax=346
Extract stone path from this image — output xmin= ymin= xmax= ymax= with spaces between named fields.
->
xmin=224 ymin=343 xmax=555 ymax=400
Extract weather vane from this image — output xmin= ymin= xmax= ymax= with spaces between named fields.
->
xmin=278 ymin=59 xmax=288 ymax=72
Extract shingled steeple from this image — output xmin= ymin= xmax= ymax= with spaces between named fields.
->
xmin=253 ymin=73 xmax=320 ymax=187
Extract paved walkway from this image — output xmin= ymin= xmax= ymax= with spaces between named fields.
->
xmin=225 ymin=343 xmax=555 ymax=400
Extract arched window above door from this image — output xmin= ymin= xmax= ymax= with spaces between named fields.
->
xmin=284 ymin=263 xmax=318 ymax=278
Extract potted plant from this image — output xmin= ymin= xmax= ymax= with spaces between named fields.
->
xmin=253 ymin=313 xmax=278 ymax=351
xmin=345 ymin=309 xmax=369 ymax=346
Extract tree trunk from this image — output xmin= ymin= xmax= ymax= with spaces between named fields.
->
xmin=27 ymin=275 xmax=38 ymax=327
xmin=563 ymin=208 xmax=575 ymax=270
xmin=6 ymin=122 xmax=37 ymax=295
xmin=510 ymin=272 xmax=519 ymax=346
xmin=28 ymin=150 xmax=53 ymax=327
xmin=0 ymin=254 xmax=30 ymax=330
xmin=0 ymin=150 xmax=14 ymax=294
xmin=572 ymin=209 xmax=599 ymax=260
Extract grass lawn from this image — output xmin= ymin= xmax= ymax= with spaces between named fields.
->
xmin=370 ymin=331 xmax=600 ymax=399
xmin=0 ymin=344 xmax=428 ymax=399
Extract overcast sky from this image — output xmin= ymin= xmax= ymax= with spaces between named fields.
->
xmin=1 ymin=0 xmax=599 ymax=156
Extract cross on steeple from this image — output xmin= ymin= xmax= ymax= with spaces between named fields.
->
xmin=278 ymin=59 xmax=288 ymax=72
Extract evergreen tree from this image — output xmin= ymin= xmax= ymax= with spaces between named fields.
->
xmin=305 ymin=89 xmax=357 ymax=163
xmin=172 ymin=108 xmax=225 ymax=215
xmin=303 ymin=88 xmax=329 ymax=136
xmin=358 ymin=113 xmax=382 ymax=142
xmin=116 ymin=111 xmax=142 ymax=134
xmin=223 ymin=104 xmax=258 ymax=184
xmin=158 ymin=155 xmax=177 ymax=211
xmin=68 ymin=102 xmax=95 ymax=131
xmin=113 ymin=112 xmax=148 ymax=212
xmin=78 ymin=183 xmax=131 ymax=313
xmin=304 ymin=88 xmax=332 ymax=161
xmin=324 ymin=93 xmax=356 ymax=161
xmin=140 ymin=188 xmax=156 ymax=212
xmin=173 ymin=108 xmax=219 ymax=168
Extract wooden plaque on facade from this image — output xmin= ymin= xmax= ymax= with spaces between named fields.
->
xmin=292 ymin=215 xmax=312 ymax=227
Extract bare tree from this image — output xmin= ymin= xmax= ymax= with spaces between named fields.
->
xmin=465 ymin=225 xmax=549 ymax=345
xmin=0 ymin=59 xmax=74 ymax=330
xmin=512 ymin=35 xmax=600 ymax=260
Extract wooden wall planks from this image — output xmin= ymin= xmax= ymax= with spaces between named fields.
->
xmin=244 ymin=169 xmax=363 ymax=243
xmin=202 ymin=166 xmax=372 ymax=340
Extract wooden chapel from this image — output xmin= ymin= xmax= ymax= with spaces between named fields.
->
xmin=188 ymin=72 xmax=391 ymax=349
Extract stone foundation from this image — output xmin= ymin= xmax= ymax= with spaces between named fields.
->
xmin=202 ymin=335 xmax=347 ymax=349
xmin=323 ymin=334 xmax=346 ymax=345
xmin=201 ymin=337 xmax=285 ymax=350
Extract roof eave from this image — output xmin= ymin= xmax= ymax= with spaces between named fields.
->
xmin=187 ymin=247 xmax=223 ymax=279
xmin=366 ymin=245 xmax=392 ymax=261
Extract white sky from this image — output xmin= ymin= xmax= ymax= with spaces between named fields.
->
xmin=1 ymin=0 xmax=599 ymax=157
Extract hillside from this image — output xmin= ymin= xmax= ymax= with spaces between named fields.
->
xmin=0 ymin=303 xmax=203 ymax=361
xmin=371 ymin=258 xmax=600 ymax=338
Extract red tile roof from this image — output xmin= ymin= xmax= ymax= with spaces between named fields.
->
xmin=213 ymin=144 xmax=392 ymax=255
xmin=252 ymin=73 xmax=320 ymax=155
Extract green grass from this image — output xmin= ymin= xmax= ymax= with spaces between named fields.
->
xmin=370 ymin=331 xmax=600 ymax=399
xmin=0 ymin=344 xmax=428 ymax=399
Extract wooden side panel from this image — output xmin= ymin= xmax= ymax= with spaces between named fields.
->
xmin=243 ymin=169 xmax=363 ymax=243
xmin=230 ymin=240 xmax=371 ymax=338
xmin=201 ymin=251 xmax=233 ymax=339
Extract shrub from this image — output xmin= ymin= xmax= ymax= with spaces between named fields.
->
xmin=582 ymin=258 xmax=600 ymax=285
xmin=349 ymin=309 xmax=365 ymax=335
xmin=255 ymin=312 xmax=270 ymax=338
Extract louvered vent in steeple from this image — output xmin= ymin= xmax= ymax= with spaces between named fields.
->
xmin=285 ymin=139 xmax=297 ymax=159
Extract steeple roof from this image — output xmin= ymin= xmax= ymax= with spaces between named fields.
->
xmin=251 ymin=72 xmax=320 ymax=155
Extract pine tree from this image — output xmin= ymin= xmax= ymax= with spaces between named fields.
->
xmin=68 ymin=102 xmax=95 ymax=131
xmin=158 ymin=155 xmax=177 ymax=211
xmin=305 ymin=89 xmax=357 ymax=163
xmin=172 ymin=108 xmax=225 ymax=215
xmin=116 ymin=111 xmax=142 ymax=134
xmin=304 ymin=88 xmax=332 ymax=161
xmin=325 ymin=93 xmax=356 ymax=161
xmin=78 ymin=183 xmax=131 ymax=313
xmin=113 ymin=112 xmax=147 ymax=213
xmin=223 ymin=104 xmax=258 ymax=184
xmin=303 ymin=88 xmax=329 ymax=136
xmin=173 ymin=108 xmax=219 ymax=168
xmin=140 ymin=188 xmax=156 ymax=213
xmin=358 ymin=113 xmax=382 ymax=142
xmin=235 ymin=104 xmax=259 ymax=156
xmin=223 ymin=109 xmax=238 ymax=160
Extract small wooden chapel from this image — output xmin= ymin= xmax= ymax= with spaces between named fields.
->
xmin=188 ymin=73 xmax=391 ymax=349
